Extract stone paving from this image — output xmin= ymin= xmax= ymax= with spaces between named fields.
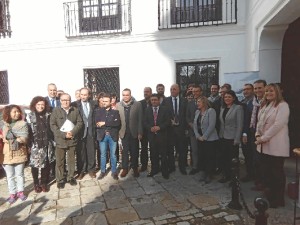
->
xmin=0 ymin=158 xmax=296 ymax=225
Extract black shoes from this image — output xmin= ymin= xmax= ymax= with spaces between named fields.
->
xmin=98 ymin=172 xmax=106 ymax=180
xmin=57 ymin=182 xmax=65 ymax=189
xmin=111 ymin=172 xmax=119 ymax=180
xmin=68 ymin=178 xmax=77 ymax=186
xmin=147 ymin=171 xmax=159 ymax=177
xmin=189 ymin=169 xmax=198 ymax=175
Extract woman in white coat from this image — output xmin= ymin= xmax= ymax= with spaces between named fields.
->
xmin=255 ymin=83 xmax=290 ymax=208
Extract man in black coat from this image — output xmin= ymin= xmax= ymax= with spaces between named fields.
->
xmin=162 ymin=84 xmax=188 ymax=175
xmin=144 ymin=93 xmax=171 ymax=179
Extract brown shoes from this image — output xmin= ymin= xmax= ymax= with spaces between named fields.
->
xmin=41 ymin=184 xmax=49 ymax=192
xmin=120 ymin=169 xmax=128 ymax=178
xmin=89 ymin=172 xmax=96 ymax=178
xmin=76 ymin=173 xmax=85 ymax=180
xmin=133 ymin=168 xmax=140 ymax=178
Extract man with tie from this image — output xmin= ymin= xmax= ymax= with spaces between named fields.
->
xmin=45 ymin=83 xmax=61 ymax=110
xmin=74 ymin=87 xmax=97 ymax=179
xmin=186 ymin=85 xmax=203 ymax=175
xmin=144 ymin=93 xmax=171 ymax=179
xmin=162 ymin=84 xmax=188 ymax=175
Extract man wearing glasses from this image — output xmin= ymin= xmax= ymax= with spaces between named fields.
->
xmin=50 ymin=93 xmax=83 ymax=189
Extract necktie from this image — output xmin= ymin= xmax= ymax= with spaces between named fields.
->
xmin=153 ymin=107 xmax=158 ymax=125
xmin=51 ymin=99 xmax=55 ymax=108
xmin=83 ymin=102 xmax=89 ymax=118
xmin=174 ymin=97 xmax=178 ymax=124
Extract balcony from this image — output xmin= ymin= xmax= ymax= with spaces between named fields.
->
xmin=158 ymin=0 xmax=237 ymax=30
xmin=63 ymin=0 xmax=131 ymax=38
xmin=0 ymin=0 xmax=11 ymax=38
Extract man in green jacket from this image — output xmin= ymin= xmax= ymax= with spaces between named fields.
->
xmin=50 ymin=93 xmax=83 ymax=189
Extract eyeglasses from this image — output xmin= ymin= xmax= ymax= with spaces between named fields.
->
xmin=61 ymin=99 xmax=70 ymax=102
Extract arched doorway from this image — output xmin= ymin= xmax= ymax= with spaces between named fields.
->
xmin=281 ymin=17 xmax=300 ymax=150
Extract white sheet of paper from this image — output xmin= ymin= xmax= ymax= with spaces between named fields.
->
xmin=60 ymin=119 xmax=75 ymax=132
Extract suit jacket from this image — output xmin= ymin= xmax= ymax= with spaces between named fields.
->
xmin=94 ymin=107 xmax=121 ymax=142
xmin=75 ymin=100 xmax=97 ymax=138
xmin=116 ymin=99 xmax=143 ymax=139
xmin=49 ymin=106 xmax=83 ymax=148
xmin=186 ymin=99 xmax=198 ymax=136
xmin=241 ymin=96 xmax=254 ymax=134
xmin=144 ymin=105 xmax=171 ymax=142
xmin=256 ymin=101 xmax=290 ymax=157
xmin=162 ymin=96 xmax=187 ymax=131
xmin=193 ymin=108 xmax=219 ymax=141
xmin=219 ymin=104 xmax=244 ymax=144
xmin=45 ymin=96 xmax=61 ymax=111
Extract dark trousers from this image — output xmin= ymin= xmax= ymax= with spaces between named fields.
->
xmin=149 ymin=134 xmax=168 ymax=176
xmin=76 ymin=134 xmax=96 ymax=174
xmin=140 ymin=133 xmax=149 ymax=167
xmin=241 ymin=132 xmax=255 ymax=177
xmin=168 ymin=126 xmax=186 ymax=171
xmin=250 ymin=128 xmax=263 ymax=183
xmin=260 ymin=153 xmax=286 ymax=204
xmin=31 ymin=161 xmax=50 ymax=185
xmin=56 ymin=146 xmax=76 ymax=183
xmin=220 ymin=138 xmax=239 ymax=178
xmin=121 ymin=132 xmax=139 ymax=169
xmin=198 ymin=140 xmax=216 ymax=177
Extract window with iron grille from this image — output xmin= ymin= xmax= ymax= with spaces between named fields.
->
xmin=159 ymin=0 xmax=236 ymax=29
xmin=0 ymin=0 xmax=11 ymax=38
xmin=0 ymin=70 xmax=9 ymax=104
xmin=79 ymin=0 xmax=122 ymax=32
xmin=64 ymin=0 xmax=131 ymax=37
xmin=83 ymin=67 xmax=120 ymax=100
xmin=176 ymin=61 xmax=219 ymax=97
xmin=171 ymin=0 xmax=222 ymax=24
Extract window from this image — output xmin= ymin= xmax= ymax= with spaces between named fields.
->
xmin=84 ymin=67 xmax=120 ymax=100
xmin=0 ymin=0 xmax=11 ymax=38
xmin=171 ymin=0 xmax=222 ymax=25
xmin=176 ymin=61 xmax=219 ymax=97
xmin=79 ymin=0 xmax=122 ymax=32
xmin=0 ymin=70 xmax=9 ymax=104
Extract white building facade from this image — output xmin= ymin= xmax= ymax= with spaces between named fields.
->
xmin=0 ymin=0 xmax=300 ymax=146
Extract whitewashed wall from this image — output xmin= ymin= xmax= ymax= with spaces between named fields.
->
xmin=0 ymin=0 xmax=247 ymax=105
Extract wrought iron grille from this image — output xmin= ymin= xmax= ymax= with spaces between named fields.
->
xmin=159 ymin=0 xmax=237 ymax=29
xmin=0 ymin=71 xmax=9 ymax=104
xmin=0 ymin=0 xmax=11 ymax=38
xmin=83 ymin=67 xmax=120 ymax=100
xmin=63 ymin=0 xmax=131 ymax=38
xmin=176 ymin=61 xmax=219 ymax=97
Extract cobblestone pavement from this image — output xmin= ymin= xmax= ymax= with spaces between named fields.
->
xmin=0 ymin=158 xmax=296 ymax=225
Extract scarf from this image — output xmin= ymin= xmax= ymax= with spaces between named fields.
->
xmin=120 ymin=97 xmax=135 ymax=108
xmin=5 ymin=120 xmax=28 ymax=151
xmin=249 ymin=96 xmax=261 ymax=129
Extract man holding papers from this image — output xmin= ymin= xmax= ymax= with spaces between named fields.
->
xmin=50 ymin=93 xmax=83 ymax=189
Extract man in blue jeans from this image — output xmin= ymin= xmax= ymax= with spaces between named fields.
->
xmin=94 ymin=93 xmax=121 ymax=180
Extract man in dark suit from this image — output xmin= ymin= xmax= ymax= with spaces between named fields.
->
xmin=240 ymin=83 xmax=255 ymax=182
xmin=162 ymin=84 xmax=188 ymax=175
xmin=186 ymin=85 xmax=202 ymax=175
xmin=144 ymin=93 xmax=171 ymax=179
xmin=74 ymin=87 xmax=97 ymax=179
xmin=44 ymin=83 xmax=61 ymax=179
xmin=45 ymin=83 xmax=61 ymax=111
xmin=94 ymin=93 xmax=121 ymax=180
xmin=139 ymin=87 xmax=152 ymax=172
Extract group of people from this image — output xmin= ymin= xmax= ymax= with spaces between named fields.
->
xmin=0 ymin=80 xmax=290 ymax=209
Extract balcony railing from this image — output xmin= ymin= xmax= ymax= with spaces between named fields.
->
xmin=0 ymin=0 xmax=11 ymax=38
xmin=63 ymin=0 xmax=131 ymax=38
xmin=158 ymin=0 xmax=237 ymax=29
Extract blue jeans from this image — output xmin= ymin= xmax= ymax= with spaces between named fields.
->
xmin=3 ymin=163 xmax=25 ymax=194
xmin=99 ymin=134 xmax=117 ymax=174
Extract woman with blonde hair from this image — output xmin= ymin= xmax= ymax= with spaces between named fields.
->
xmin=0 ymin=105 xmax=28 ymax=204
xmin=193 ymin=96 xmax=219 ymax=183
xmin=255 ymin=83 xmax=290 ymax=208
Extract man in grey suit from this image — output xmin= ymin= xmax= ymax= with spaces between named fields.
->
xmin=116 ymin=88 xmax=143 ymax=178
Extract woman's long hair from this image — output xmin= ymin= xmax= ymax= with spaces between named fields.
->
xmin=260 ymin=83 xmax=284 ymax=108
xmin=2 ymin=105 xmax=23 ymax=123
